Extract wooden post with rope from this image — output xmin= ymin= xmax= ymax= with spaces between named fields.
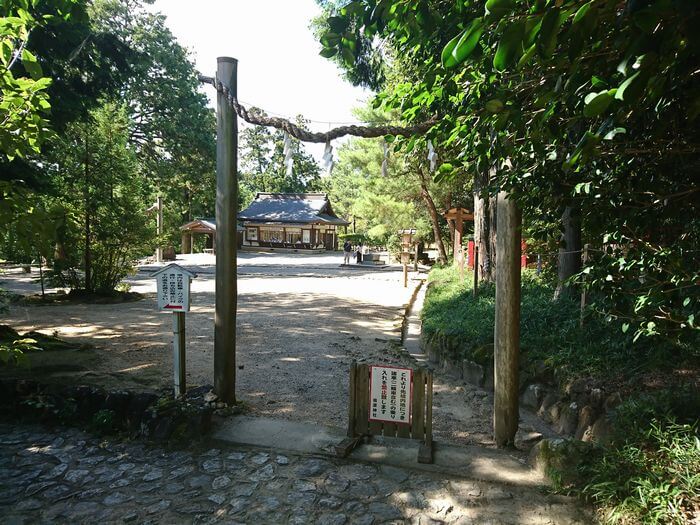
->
xmin=493 ymin=191 xmax=521 ymax=447
xmin=214 ymin=57 xmax=238 ymax=405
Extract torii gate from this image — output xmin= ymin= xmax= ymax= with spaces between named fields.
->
xmin=205 ymin=56 xmax=522 ymax=447
xmin=443 ymin=207 xmax=473 ymax=265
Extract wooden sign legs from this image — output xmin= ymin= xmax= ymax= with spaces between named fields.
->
xmin=336 ymin=362 xmax=434 ymax=463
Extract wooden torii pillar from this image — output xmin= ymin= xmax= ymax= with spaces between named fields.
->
xmin=443 ymin=207 xmax=474 ymax=264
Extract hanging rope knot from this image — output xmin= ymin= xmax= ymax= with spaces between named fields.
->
xmin=198 ymin=74 xmax=439 ymax=143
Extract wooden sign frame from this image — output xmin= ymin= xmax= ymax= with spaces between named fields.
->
xmin=336 ymin=361 xmax=434 ymax=464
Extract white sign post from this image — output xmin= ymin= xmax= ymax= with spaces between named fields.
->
xmin=154 ymin=264 xmax=196 ymax=397
xmin=369 ymin=365 xmax=412 ymax=425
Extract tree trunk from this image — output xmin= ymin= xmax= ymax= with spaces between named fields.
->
xmin=487 ymin=193 xmax=498 ymax=280
xmin=554 ymin=206 xmax=582 ymax=300
xmin=183 ymin=187 xmax=191 ymax=223
xmin=474 ymin=166 xmax=497 ymax=282
xmin=84 ymin=128 xmax=92 ymax=292
xmin=37 ymin=251 xmax=45 ymax=298
xmin=446 ymin=193 xmax=454 ymax=256
xmin=418 ymin=169 xmax=448 ymax=265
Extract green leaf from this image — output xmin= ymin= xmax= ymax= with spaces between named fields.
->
xmin=494 ymin=21 xmax=525 ymax=71
xmin=614 ymin=71 xmax=647 ymax=103
xmin=21 ymin=48 xmax=42 ymax=80
xmin=442 ymin=19 xmax=484 ymax=69
xmin=537 ymin=7 xmax=564 ymax=59
xmin=452 ymin=19 xmax=484 ymax=65
xmin=319 ymin=47 xmax=338 ymax=59
xmin=517 ymin=43 xmax=537 ymax=69
xmin=485 ymin=0 xmax=514 ymax=21
xmin=485 ymin=99 xmax=504 ymax=113
xmin=320 ymin=32 xmax=341 ymax=47
xmin=341 ymin=47 xmax=355 ymax=66
xmin=327 ymin=16 xmax=349 ymax=34
xmin=583 ymin=90 xmax=616 ymax=117
xmin=573 ymin=2 xmax=592 ymax=24
xmin=441 ymin=31 xmax=463 ymax=69
xmin=603 ymin=127 xmax=626 ymax=140
xmin=622 ymin=322 xmax=629 ymax=333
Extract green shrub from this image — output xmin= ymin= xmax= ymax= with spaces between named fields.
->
xmin=91 ymin=409 xmax=117 ymax=434
xmin=0 ymin=338 xmax=40 ymax=366
xmin=422 ymin=266 xmax=700 ymax=523
xmin=579 ymin=389 xmax=700 ymax=524
xmin=421 ymin=266 xmax=698 ymax=383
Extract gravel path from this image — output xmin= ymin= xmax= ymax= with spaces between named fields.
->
xmin=1 ymin=253 xmax=418 ymax=433
xmin=0 ymin=423 xmax=591 ymax=524
xmin=1 ymin=252 xmax=552 ymax=450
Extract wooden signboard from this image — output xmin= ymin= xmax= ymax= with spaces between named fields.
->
xmin=154 ymin=263 xmax=195 ymax=312
xmin=153 ymin=263 xmax=196 ymax=397
xmin=337 ymin=361 xmax=434 ymax=463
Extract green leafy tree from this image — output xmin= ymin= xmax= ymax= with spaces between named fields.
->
xmin=239 ymin=117 xmax=321 ymax=206
xmin=319 ymin=0 xmax=699 ymax=341
xmin=47 ymin=102 xmax=149 ymax=293
xmin=90 ymin=0 xmax=216 ymax=243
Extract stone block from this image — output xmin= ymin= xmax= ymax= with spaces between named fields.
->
xmin=543 ymin=400 xmax=564 ymax=424
xmin=583 ymin=415 xmax=613 ymax=445
xmin=604 ymin=392 xmax=622 ymax=412
xmin=427 ymin=340 xmax=440 ymax=364
xmin=461 ymin=360 xmax=485 ymax=387
xmin=555 ymin=402 xmax=579 ymax=436
xmin=538 ymin=391 xmax=558 ymax=421
xmin=574 ymin=405 xmax=597 ymax=440
xmin=127 ymin=392 xmax=158 ymax=429
xmin=589 ymin=388 xmax=605 ymax=409
xmin=104 ymin=391 xmax=132 ymax=422
xmin=521 ymin=384 xmax=546 ymax=412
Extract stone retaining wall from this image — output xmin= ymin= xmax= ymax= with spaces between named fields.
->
xmin=0 ymin=378 xmax=214 ymax=442
xmin=420 ymin=330 xmax=617 ymax=446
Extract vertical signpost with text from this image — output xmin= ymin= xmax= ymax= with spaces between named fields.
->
xmin=154 ymin=263 xmax=196 ymax=397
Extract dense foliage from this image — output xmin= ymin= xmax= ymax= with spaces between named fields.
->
xmin=318 ymin=0 xmax=699 ymax=343
xmin=423 ymin=265 xmax=699 ymax=523
xmin=580 ymin=390 xmax=700 ymax=524
xmin=45 ymin=103 xmax=149 ymax=292
xmin=0 ymin=0 xmax=216 ymax=292
xmin=423 ymin=266 xmax=697 ymax=382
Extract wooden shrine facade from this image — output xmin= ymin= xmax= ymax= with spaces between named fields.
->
xmin=239 ymin=193 xmax=349 ymax=251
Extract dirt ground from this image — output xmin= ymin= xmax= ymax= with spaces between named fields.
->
xmin=1 ymin=254 xmax=417 ymax=424
xmin=1 ymin=252 xmax=552 ymax=451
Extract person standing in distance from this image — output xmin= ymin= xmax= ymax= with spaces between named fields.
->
xmin=343 ymin=239 xmax=352 ymax=265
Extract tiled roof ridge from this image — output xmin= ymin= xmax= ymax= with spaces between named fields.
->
xmin=255 ymin=192 xmax=328 ymax=200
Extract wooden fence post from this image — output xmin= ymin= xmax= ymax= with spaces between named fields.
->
xmin=580 ymin=243 xmax=590 ymax=327
xmin=473 ymin=246 xmax=479 ymax=297
xmin=214 ymin=57 xmax=238 ymax=404
xmin=156 ymin=195 xmax=163 ymax=262
xmin=493 ymin=191 xmax=521 ymax=447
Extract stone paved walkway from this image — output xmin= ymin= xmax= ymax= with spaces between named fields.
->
xmin=0 ymin=423 xmax=592 ymax=524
